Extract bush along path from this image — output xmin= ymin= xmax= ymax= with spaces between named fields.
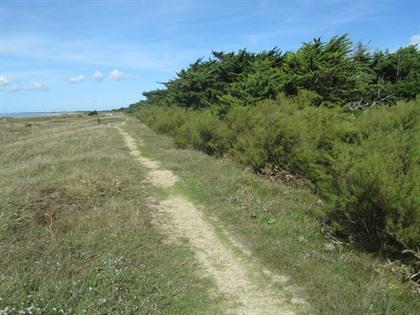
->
xmin=116 ymin=124 xmax=307 ymax=315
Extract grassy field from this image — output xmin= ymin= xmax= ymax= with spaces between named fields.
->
xmin=0 ymin=114 xmax=220 ymax=314
xmin=1 ymin=113 xmax=418 ymax=314
xmin=125 ymin=115 xmax=419 ymax=315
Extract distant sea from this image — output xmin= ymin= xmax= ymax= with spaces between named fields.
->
xmin=1 ymin=112 xmax=67 ymax=118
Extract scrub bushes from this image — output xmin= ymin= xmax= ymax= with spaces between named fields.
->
xmin=132 ymin=96 xmax=420 ymax=260
xmin=174 ymin=110 xmax=233 ymax=156
xmin=331 ymin=101 xmax=420 ymax=254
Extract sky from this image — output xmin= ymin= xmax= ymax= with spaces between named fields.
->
xmin=0 ymin=0 xmax=419 ymax=113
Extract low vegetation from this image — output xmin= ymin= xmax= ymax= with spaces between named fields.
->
xmin=0 ymin=115 xmax=219 ymax=314
xmin=1 ymin=113 xmax=418 ymax=314
xmin=126 ymin=118 xmax=419 ymax=314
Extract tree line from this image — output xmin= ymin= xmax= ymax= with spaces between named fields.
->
xmin=130 ymin=35 xmax=419 ymax=268
xmin=137 ymin=35 xmax=419 ymax=112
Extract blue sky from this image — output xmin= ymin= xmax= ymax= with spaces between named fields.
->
xmin=0 ymin=0 xmax=419 ymax=113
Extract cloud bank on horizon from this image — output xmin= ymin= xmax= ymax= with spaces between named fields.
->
xmin=0 ymin=0 xmax=418 ymax=113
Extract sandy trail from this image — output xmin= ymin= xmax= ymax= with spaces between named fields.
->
xmin=117 ymin=126 xmax=304 ymax=315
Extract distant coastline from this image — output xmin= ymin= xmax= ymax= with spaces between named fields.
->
xmin=1 ymin=112 xmax=71 ymax=119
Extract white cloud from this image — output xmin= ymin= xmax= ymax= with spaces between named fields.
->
xmin=0 ymin=80 xmax=48 ymax=92
xmin=409 ymin=34 xmax=420 ymax=45
xmin=0 ymin=76 xmax=10 ymax=86
xmin=93 ymin=70 xmax=103 ymax=81
xmin=32 ymin=81 xmax=48 ymax=90
xmin=109 ymin=69 xmax=125 ymax=80
xmin=69 ymin=74 xmax=85 ymax=83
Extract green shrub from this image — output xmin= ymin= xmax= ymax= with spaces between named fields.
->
xmin=174 ymin=110 xmax=233 ymax=156
xmin=330 ymin=101 xmax=420 ymax=255
xmin=133 ymin=97 xmax=420 ymax=259
xmin=134 ymin=106 xmax=189 ymax=136
xmin=225 ymin=95 xmax=358 ymax=198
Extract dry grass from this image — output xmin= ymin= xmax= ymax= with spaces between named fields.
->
xmin=0 ymin=114 xmax=219 ymax=314
xmin=2 ymin=112 xmax=418 ymax=314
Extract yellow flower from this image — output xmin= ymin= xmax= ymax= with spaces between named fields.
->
xmin=388 ymin=283 xmax=397 ymax=289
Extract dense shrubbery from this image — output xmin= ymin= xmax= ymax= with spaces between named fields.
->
xmin=331 ymin=101 xmax=419 ymax=253
xmin=134 ymin=96 xmax=419 ymax=258
xmin=130 ymin=35 xmax=419 ymax=260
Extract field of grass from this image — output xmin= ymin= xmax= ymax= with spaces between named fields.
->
xmin=1 ymin=113 xmax=418 ymax=314
xmin=125 ymin=116 xmax=419 ymax=315
xmin=0 ymin=114 xmax=219 ymax=314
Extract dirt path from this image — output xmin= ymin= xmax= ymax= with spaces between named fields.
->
xmin=116 ymin=126 xmax=305 ymax=315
